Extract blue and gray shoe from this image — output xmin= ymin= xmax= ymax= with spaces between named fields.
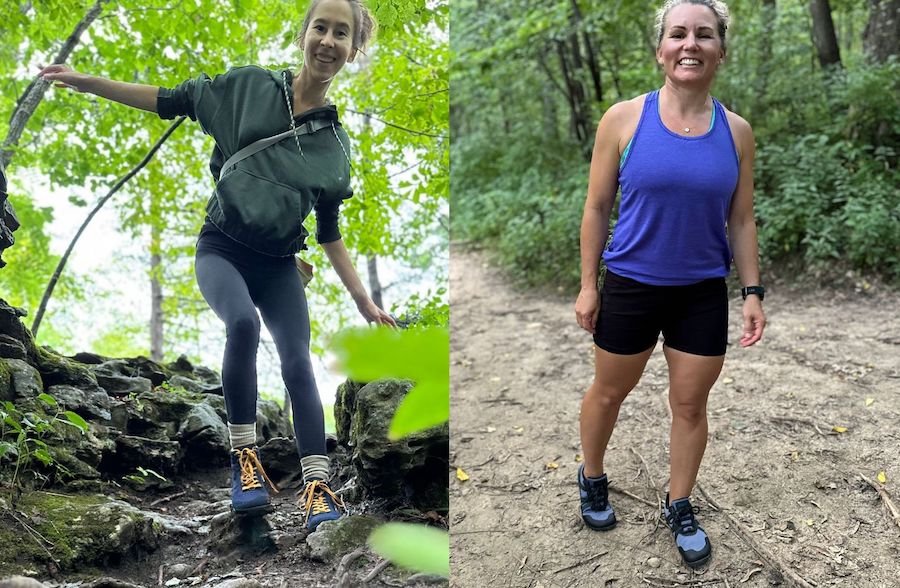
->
xmin=299 ymin=479 xmax=345 ymax=532
xmin=662 ymin=494 xmax=711 ymax=568
xmin=578 ymin=464 xmax=616 ymax=531
xmin=230 ymin=446 xmax=279 ymax=515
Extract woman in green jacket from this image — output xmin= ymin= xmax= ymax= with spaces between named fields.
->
xmin=39 ymin=0 xmax=394 ymax=531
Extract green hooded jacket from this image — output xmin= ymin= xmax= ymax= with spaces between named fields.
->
xmin=157 ymin=65 xmax=353 ymax=257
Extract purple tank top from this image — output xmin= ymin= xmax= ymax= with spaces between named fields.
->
xmin=603 ymin=90 xmax=739 ymax=286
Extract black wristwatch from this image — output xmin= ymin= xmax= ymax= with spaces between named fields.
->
xmin=741 ymin=285 xmax=765 ymax=301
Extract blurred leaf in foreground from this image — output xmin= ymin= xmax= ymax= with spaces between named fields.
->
xmin=332 ymin=327 xmax=448 ymax=439
xmin=369 ymin=523 xmax=449 ymax=577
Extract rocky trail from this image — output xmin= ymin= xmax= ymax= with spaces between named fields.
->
xmin=450 ymin=245 xmax=900 ymax=588
xmin=0 ymin=299 xmax=448 ymax=588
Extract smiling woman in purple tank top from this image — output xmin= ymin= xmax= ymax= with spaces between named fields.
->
xmin=572 ymin=0 xmax=765 ymax=569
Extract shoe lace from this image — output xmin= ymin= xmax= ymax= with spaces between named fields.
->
xmin=666 ymin=501 xmax=700 ymax=535
xmin=299 ymin=480 xmax=345 ymax=521
xmin=234 ymin=447 xmax=279 ymax=493
xmin=586 ymin=478 xmax=610 ymax=510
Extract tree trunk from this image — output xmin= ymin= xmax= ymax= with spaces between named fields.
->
xmin=1 ymin=0 xmax=107 ymax=170
xmin=756 ymin=0 xmax=777 ymax=119
xmin=367 ymin=255 xmax=383 ymax=310
xmin=809 ymin=0 xmax=842 ymax=68
xmin=555 ymin=40 xmax=591 ymax=151
xmin=541 ymin=81 xmax=560 ymax=143
xmin=863 ymin=0 xmax=900 ymax=63
xmin=150 ymin=221 xmax=163 ymax=362
xmin=570 ymin=0 xmax=603 ymax=103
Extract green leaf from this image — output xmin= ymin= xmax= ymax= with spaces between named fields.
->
xmin=332 ymin=327 xmax=448 ymax=384
xmin=37 ymin=393 xmax=58 ymax=407
xmin=63 ymin=411 xmax=89 ymax=433
xmin=33 ymin=448 xmax=53 ymax=466
xmin=368 ymin=523 xmax=449 ymax=577
xmin=0 ymin=441 xmax=16 ymax=459
xmin=389 ymin=380 xmax=449 ymax=439
xmin=4 ymin=415 xmax=22 ymax=433
xmin=331 ymin=327 xmax=449 ymax=439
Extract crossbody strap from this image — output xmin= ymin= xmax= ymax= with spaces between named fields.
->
xmin=218 ymin=118 xmax=333 ymax=181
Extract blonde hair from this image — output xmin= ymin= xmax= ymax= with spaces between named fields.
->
xmin=655 ymin=0 xmax=730 ymax=52
xmin=297 ymin=0 xmax=377 ymax=54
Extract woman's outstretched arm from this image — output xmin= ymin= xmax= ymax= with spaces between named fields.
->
xmin=39 ymin=64 xmax=158 ymax=113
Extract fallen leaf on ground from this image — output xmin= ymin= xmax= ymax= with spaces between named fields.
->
xmin=575 ymin=454 xmax=583 ymax=462
xmin=513 ymin=426 xmax=524 ymax=433
xmin=722 ymin=377 xmax=734 ymax=384
xmin=456 ymin=468 xmax=470 ymax=482
xmin=877 ymin=471 xmax=887 ymax=484
xmin=832 ymin=426 xmax=848 ymax=433
xmin=865 ymin=398 xmax=875 ymax=407
xmin=546 ymin=462 xmax=559 ymax=470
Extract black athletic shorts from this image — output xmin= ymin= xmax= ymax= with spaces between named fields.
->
xmin=593 ymin=270 xmax=728 ymax=356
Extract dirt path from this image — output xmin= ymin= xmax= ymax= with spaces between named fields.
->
xmin=449 ymin=245 xmax=900 ymax=588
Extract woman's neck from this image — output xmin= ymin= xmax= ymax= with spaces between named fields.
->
xmin=291 ymin=65 xmax=333 ymax=114
xmin=660 ymin=80 xmax=711 ymax=116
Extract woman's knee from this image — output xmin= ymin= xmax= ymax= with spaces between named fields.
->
xmin=226 ymin=313 xmax=260 ymax=341
xmin=669 ymin=396 xmax=707 ymax=423
xmin=282 ymin=353 xmax=314 ymax=386
xmin=585 ymin=380 xmax=632 ymax=408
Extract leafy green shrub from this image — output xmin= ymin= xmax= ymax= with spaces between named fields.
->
xmin=0 ymin=394 xmax=88 ymax=494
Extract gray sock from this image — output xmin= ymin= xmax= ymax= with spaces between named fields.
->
xmin=300 ymin=454 xmax=330 ymax=483
xmin=228 ymin=422 xmax=256 ymax=449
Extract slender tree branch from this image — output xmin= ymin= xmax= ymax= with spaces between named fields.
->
xmin=388 ymin=160 xmax=424 ymax=178
xmin=368 ymin=88 xmax=449 ymax=117
xmin=31 ymin=117 xmax=187 ymax=337
xmin=1 ymin=0 xmax=109 ymax=170
xmin=346 ymin=110 xmax=448 ymax=139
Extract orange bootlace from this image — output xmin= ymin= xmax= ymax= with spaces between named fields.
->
xmin=234 ymin=447 xmax=279 ymax=493
xmin=299 ymin=480 xmax=344 ymax=522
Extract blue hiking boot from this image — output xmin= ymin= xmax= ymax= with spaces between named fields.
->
xmin=230 ymin=446 xmax=279 ymax=515
xmin=299 ymin=479 xmax=345 ymax=532
xmin=578 ymin=464 xmax=616 ymax=531
xmin=662 ymin=494 xmax=712 ymax=568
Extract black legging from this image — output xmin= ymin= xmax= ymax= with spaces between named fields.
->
xmin=194 ymin=228 xmax=325 ymax=457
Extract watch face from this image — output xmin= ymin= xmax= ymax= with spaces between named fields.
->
xmin=743 ymin=286 xmax=764 ymax=300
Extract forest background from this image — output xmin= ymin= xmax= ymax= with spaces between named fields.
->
xmin=0 ymin=0 xmax=449 ymax=415
xmin=451 ymin=0 xmax=899 ymax=288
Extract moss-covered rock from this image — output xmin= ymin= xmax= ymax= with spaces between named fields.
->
xmin=46 ymin=384 xmax=111 ymax=422
xmin=334 ymin=379 xmax=366 ymax=446
xmin=306 ymin=515 xmax=381 ymax=562
xmin=0 ymin=358 xmax=11 ymax=402
xmin=3 ymin=358 xmax=42 ymax=402
xmin=138 ymin=390 xmax=199 ymax=425
xmin=0 ymin=491 xmax=160 ymax=576
xmin=32 ymin=347 xmax=97 ymax=390
xmin=351 ymin=380 xmax=449 ymax=513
